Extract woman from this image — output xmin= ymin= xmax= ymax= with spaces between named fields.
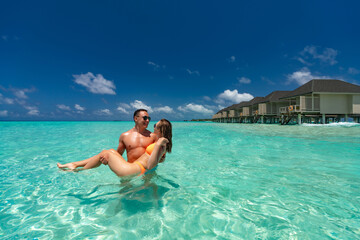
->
xmin=57 ymin=119 xmax=172 ymax=177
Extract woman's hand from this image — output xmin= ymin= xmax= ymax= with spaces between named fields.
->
xmin=156 ymin=137 xmax=169 ymax=147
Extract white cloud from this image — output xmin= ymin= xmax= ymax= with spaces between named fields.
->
xmin=130 ymin=100 xmax=153 ymax=113
xmin=216 ymin=89 xmax=253 ymax=104
xmin=9 ymin=87 xmax=36 ymax=99
xmin=154 ymin=106 xmax=174 ymax=113
xmin=300 ymin=45 xmax=338 ymax=65
xmin=348 ymin=67 xmax=360 ymax=75
xmin=203 ymin=96 xmax=211 ymax=101
xmin=1 ymin=35 xmax=19 ymax=41
xmin=117 ymin=103 xmax=131 ymax=114
xmin=74 ymin=104 xmax=85 ymax=111
xmin=57 ymin=104 xmax=71 ymax=111
xmin=238 ymin=77 xmax=251 ymax=84
xmin=0 ymin=110 xmax=8 ymax=116
xmin=287 ymin=67 xmax=329 ymax=85
xmin=24 ymin=106 xmax=40 ymax=116
xmin=217 ymin=104 xmax=225 ymax=110
xmin=178 ymin=103 xmax=214 ymax=114
xmin=227 ymin=56 xmax=236 ymax=62
xmin=28 ymin=110 xmax=39 ymax=116
xmin=148 ymin=61 xmax=159 ymax=69
xmin=120 ymin=102 xmax=172 ymax=114
xmin=117 ymin=107 xmax=129 ymax=114
xmin=95 ymin=109 xmax=113 ymax=116
xmin=0 ymin=93 xmax=14 ymax=104
xmin=148 ymin=61 xmax=165 ymax=71
xmin=14 ymin=90 xmax=28 ymax=99
xmin=15 ymin=99 xmax=26 ymax=105
xmin=119 ymin=103 xmax=131 ymax=109
xmin=73 ymin=72 xmax=116 ymax=95
xmin=296 ymin=57 xmax=311 ymax=66
xmin=186 ymin=69 xmax=200 ymax=76
xmin=204 ymin=104 xmax=224 ymax=112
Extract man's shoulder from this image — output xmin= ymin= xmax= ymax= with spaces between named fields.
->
xmin=120 ymin=128 xmax=135 ymax=138
xmin=122 ymin=128 xmax=152 ymax=138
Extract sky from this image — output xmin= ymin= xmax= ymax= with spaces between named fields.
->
xmin=1 ymin=0 xmax=360 ymax=121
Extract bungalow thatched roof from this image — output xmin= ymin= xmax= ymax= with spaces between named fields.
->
xmin=280 ymin=79 xmax=360 ymax=99
xmin=259 ymin=91 xmax=292 ymax=103
xmin=242 ymin=97 xmax=264 ymax=107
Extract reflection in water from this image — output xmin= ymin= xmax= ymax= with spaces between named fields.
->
xmin=66 ymin=172 xmax=179 ymax=216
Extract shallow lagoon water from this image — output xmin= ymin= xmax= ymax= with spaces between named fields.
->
xmin=0 ymin=121 xmax=360 ymax=239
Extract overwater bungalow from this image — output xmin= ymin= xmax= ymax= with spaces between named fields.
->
xmin=230 ymin=101 xmax=250 ymax=123
xmin=212 ymin=79 xmax=360 ymax=124
xmin=279 ymin=79 xmax=360 ymax=124
xmin=257 ymin=91 xmax=291 ymax=123
xmin=240 ymin=97 xmax=264 ymax=123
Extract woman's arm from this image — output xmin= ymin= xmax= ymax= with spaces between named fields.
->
xmin=147 ymin=137 xmax=168 ymax=170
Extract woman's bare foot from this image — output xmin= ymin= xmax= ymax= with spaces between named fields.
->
xmin=57 ymin=162 xmax=77 ymax=170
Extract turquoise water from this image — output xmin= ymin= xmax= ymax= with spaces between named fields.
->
xmin=1 ymin=121 xmax=360 ymax=239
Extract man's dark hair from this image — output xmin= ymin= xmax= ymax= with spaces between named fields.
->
xmin=133 ymin=109 xmax=148 ymax=120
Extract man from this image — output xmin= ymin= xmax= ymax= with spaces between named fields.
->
xmin=116 ymin=109 xmax=156 ymax=163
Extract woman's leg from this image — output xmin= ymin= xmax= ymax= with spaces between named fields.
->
xmin=58 ymin=149 xmax=141 ymax=176
xmin=57 ymin=149 xmax=116 ymax=170
xmin=103 ymin=152 xmax=141 ymax=177
xmin=57 ymin=162 xmax=77 ymax=170
xmin=82 ymin=150 xmax=110 ymax=169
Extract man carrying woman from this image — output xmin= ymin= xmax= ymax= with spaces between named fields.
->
xmin=57 ymin=109 xmax=172 ymax=177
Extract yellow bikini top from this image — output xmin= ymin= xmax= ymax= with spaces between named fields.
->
xmin=145 ymin=143 xmax=156 ymax=155
xmin=146 ymin=143 xmax=166 ymax=157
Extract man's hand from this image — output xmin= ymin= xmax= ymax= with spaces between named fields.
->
xmin=100 ymin=155 xmax=108 ymax=165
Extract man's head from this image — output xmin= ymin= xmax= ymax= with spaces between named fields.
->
xmin=133 ymin=109 xmax=151 ymax=129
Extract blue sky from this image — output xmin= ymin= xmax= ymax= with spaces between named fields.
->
xmin=1 ymin=0 xmax=360 ymax=121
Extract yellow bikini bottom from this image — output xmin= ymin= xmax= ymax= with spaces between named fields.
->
xmin=134 ymin=161 xmax=146 ymax=175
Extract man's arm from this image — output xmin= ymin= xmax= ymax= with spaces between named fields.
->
xmin=117 ymin=133 xmax=126 ymax=156
xmin=100 ymin=133 xmax=126 ymax=166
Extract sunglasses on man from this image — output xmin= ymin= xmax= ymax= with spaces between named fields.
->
xmin=141 ymin=116 xmax=151 ymax=121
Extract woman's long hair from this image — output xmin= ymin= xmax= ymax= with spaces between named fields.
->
xmin=158 ymin=119 xmax=172 ymax=153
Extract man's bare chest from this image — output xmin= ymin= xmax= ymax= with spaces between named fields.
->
xmin=124 ymin=134 xmax=153 ymax=151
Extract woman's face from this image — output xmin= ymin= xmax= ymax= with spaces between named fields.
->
xmin=154 ymin=121 xmax=162 ymax=137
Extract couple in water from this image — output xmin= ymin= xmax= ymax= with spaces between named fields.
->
xmin=57 ymin=109 xmax=172 ymax=177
